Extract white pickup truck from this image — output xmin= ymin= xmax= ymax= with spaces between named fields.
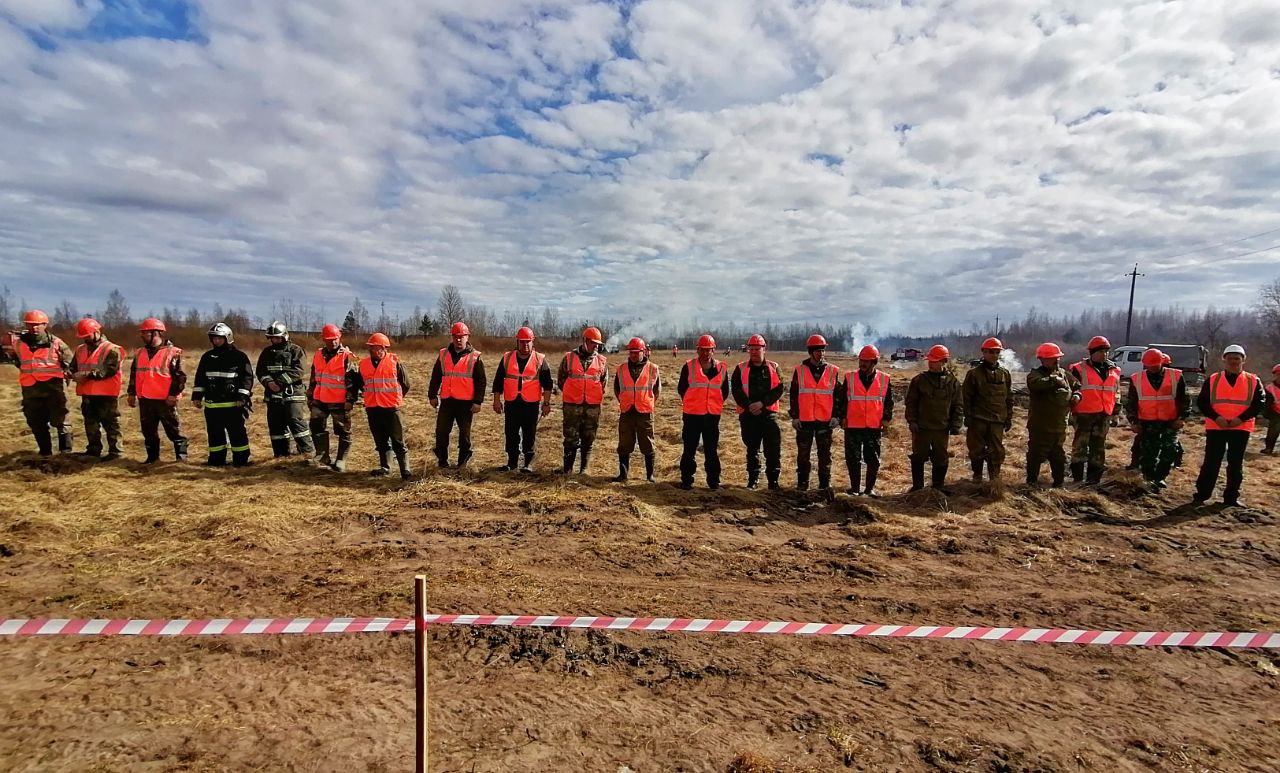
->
xmin=1112 ymin=344 xmax=1208 ymax=386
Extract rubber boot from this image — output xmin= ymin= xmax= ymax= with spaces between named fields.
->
xmin=970 ymin=459 xmax=983 ymax=483
xmin=578 ymin=445 xmax=592 ymax=474
xmin=562 ymin=448 xmax=576 ymax=474
xmin=371 ymin=450 xmax=390 ymax=476
xmin=174 ymin=438 xmax=188 ymax=462
xmin=908 ymin=459 xmax=925 ymax=492
xmin=396 ymin=450 xmax=412 ymax=480
xmin=231 ymin=448 xmax=251 ymax=467
xmin=932 ymin=463 xmax=950 ymax=495
xmin=1026 ymin=462 xmax=1041 ymax=486
xmin=746 ymin=470 xmax=759 ymax=490
xmin=58 ymin=430 xmax=73 ymax=454
xmin=1086 ymin=463 xmax=1104 ymax=485
xmin=498 ymin=452 xmax=518 ymax=472
xmin=103 ymin=442 xmax=122 ymax=461
xmin=864 ymin=463 xmax=881 ymax=498
xmin=456 ymin=449 xmax=472 ymax=468
xmin=612 ymin=453 xmax=629 ymax=483
xmin=643 ymin=454 xmax=655 ymax=482
xmin=143 ymin=441 xmax=161 ymax=465
xmin=330 ymin=441 xmax=350 ymax=472
xmin=817 ymin=472 xmax=830 ymax=492
xmin=521 ymin=452 xmax=535 ymax=473
xmin=313 ymin=432 xmax=331 ymax=467
xmin=1070 ymin=462 xmax=1085 ymax=484
xmin=987 ymin=461 xmax=1001 ymax=484
xmin=207 ymin=450 xmax=227 ymax=467
xmin=1049 ymin=457 xmax=1066 ymax=488
xmin=847 ymin=464 xmax=861 ymax=495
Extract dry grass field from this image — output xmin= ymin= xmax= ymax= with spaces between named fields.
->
xmin=0 ymin=348 xmax=1278 ymax=771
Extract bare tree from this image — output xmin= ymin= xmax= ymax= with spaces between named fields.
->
xmin=52 ymin=300 xmax=79 ymax=327
xmin=437 ymin=285 xmax=465 ymax=326
xmin=103 ymin=289 xmax=131 ymax=328
xmin=1257 ymin=276 xmax=1280 ymax=350
xmin=0 ymin=286 xmax=12 ymax=328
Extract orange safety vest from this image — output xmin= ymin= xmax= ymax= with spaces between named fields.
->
xmin=502 ymin=351 xmax=545 ymax=403
xmin=616 ymin=361 xmax=656 ymax=414
xmin=561 ymin=350 xmax=606 ymax=405
xmin=734 ymin=360 xmax=781 ymax=414
xmin=793 ymin=362 xmax=838 ymax=422
xmin=16 ymin=338 xmax=66 ymax=387
xmin=1204 ymin=371 xmax=1259 ymax=431
xmin=844 ymin=369 xmax=890 ymax=429
xmin=1134 ymin=368 xmax=1181 ymax=422
xmin=682 ymin=358 xmax=726 ymax=416
xmin=312 ymin=348 xmax=350 ymax=404
xmin=74 ymin=340 xmax=123 ymax=397
xmin=135 ymin=345 xmax=182 ymax=400
xmin=438 ymin=347 xmax=479 ymax=401
xmin=1267 ymin=383 xmax=1280 ymax=416
xmin=360 ymin=354 xmax=403 ymax=408
xmin=1070 ymin=361 xmax=1121 ymax=415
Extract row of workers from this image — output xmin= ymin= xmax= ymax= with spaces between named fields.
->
xmin=5 ymin=311 xmax=1279 ymax=503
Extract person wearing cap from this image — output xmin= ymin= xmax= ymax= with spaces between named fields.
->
xmin=556 ymin=326 xmax=608 ymax=474
xmin=307 ymin=324 xmax=359 ymax=471
xmin=128 ymin=318 xmax=189 ymax=464
xmin=492 ymin=326 xmax=553 ymax=472
xmin=68 ymin=318 xmax=124 ymax=460
xmin=1262 ymin=364 xmax=1280 ymax=455
xmin=905 ymin=344 xmax=963 ymax=493
xmin=613 ymin=337 xmax=660 ymax=483
xmin=193 ymin=322 xmax=254 ymax=467
xmin=678 ymin=334 xmax=729 ymax=489
xmin=356 ymin=333 xmax=412 ymax=478
xmin=731 ymin=334 xmax=785 ymax=490
xmin=961 ymin=337 xmax=1013 ymax=484
xmin=0 ymin=310 xmax=75 ymax=455
xmin=1123 ymin=348 xmax=1188 ymax=492
xmin=1025 ymin=342 xmax=1080 ymax=487
xmin=1067 ymin=336 xmax=1123 ymax=484
xmin=256 ymin=321 xmax=313 ymax=459
xmin=836 ymin=345 xmax=893 ymax=496
xmin=1192 ymin=345 xmax=1266 ymax=507
xmin=789 ymin=334 xmax=841 ymax=491
xmin=429 ymin=321 xmax=486 ymax=468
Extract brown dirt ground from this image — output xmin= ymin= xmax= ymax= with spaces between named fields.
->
xmin=0 ymin=350 xmax=1278 ymax=772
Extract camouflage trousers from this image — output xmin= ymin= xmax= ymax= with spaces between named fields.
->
xmin=562 ymin=403 xmax=601 ymax=452
xmin=1070 ymin=412 xmax=1111 ymax=467
xmin=1136 ymin=423 xmax=1179 ymax=484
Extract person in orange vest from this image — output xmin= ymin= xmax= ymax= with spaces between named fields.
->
xmin=0 ymin=310 xmax=75 ymax=455
xmin=308 ymin=324 xmax=359 ymax=471
xmin=192 ymin=322 xmax=254 ymax=467
xmin=127 ymin=318 xmax=188 ymax=463
xmin=1123 ymin=348 xmax=1188 ymax=491
xmin=677 ymin=334 xmax=729 ymax=489
xmin=492 ymin=326 xmax=553 ymax=472
xmin=904 ymin=344 xmax=963 ymax=492
xmin=357 ymin=332 xmax=412 ymax=478
xmin=613 ymin=337 xmax=660 ymax=483
xmin=556 ymin=326 xmax=608 ymax=474
xmin=69 ymin=317 xmax=124 ymax=460
xmin=730 ymin=334 xmax=784 ymax=490
xmin=961 ymin=337 xmax=1012 ymax=484
xmin=1067 ymin=336 xmax=1122 ymax=484
xmin=429 ymin=322 xmax=486 ymax=468
xmin=789 ymin=334 xmax=840 ymax=491
xmin=1192 ymin=345 xmax=1266 ymax=507
xmin=1262 ymin=364 xmax=1280 ymax=455
xmin=837 ymin=345 xmax=893 ymax=497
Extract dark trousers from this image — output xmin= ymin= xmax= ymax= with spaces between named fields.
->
xmin=434 ymin=399 xmax=474 ymax=464
xmin=266 ymin=399 xmax=312 ymax=456
xmin=739 ymin=412 xmax=781 ymax=483
xmin=618 ymin=410 xmax=654 ymax=456
xmin=1195 ymin=430 xmax=1249 ymax=503
xmin=139 ymin=398 xmax=185 ymax=453
xmin=504 ymin=400 xmax=540 ymax=463
xmin=367 ymin=407 xmax=406 ymax=454
xmin=1264 ymin=416 xmax=1280 ymax=452
xmin=680 ymin=413 xmax=722 ymax=486
xmin=205 ymin=406 xmax=250 ymax=465
xmin=81 ymin=395 xmax=121 ymax=454
xmin=309 ymin=401 xmax=352 ymax=443
xmin=844 ymin=428 xmax=882 ymax=471
xmin=796 ymin=422 xmax=833 ymax=487
xmin=22 ymin=383 xmax=70 ymax=454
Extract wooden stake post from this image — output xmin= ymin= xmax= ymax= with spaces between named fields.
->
xmin=415 ymin=575 xmax=428 ymax=773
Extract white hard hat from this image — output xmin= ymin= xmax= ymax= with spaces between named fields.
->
xmin=1223 ymin=344 xmax=1246 ymax=357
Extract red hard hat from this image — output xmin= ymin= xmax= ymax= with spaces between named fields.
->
xmin=140 ymin=317 xmax=166 ymax=333
xmin=981 ymin=337 xmax=1003 ymax=350
xmin=450 ymin=322 xmax=469 ymax=336
xmin=627 ymin=337 xmax=646 ymax=351
xmin=696 ymin=334 xmax=716 ymax=349
xmin=23 ymin=309 xmax=49 ymax=325
xmin=858 ymin=345 xmax=880 ymax=361
xmin=516 ymin=326 xmax=535 ymax=341
xmin=1161 ymin=353 xmax=1172 ymax=365
xmin=806 ymin=334 xmax=827 ymax=348
xmin=926 ymin=344 xmax=950 ymax=362
xmin=746 ymin=334 xmax=766 ymax=348
xmin=1087 ymin=335 xmax=1111 ymax=351
xmin=1271 ymin=364 xmax=1280 ymax=375
xmin=582 ymin=326 xmax=603 ymax=344
xmin=1035 ymin=342 xmax=1064 ymax=359
xmin=75 ymin=318 xmax=102 ymax=338
xmin=1141 ymin=348 xmax=1164 ymax=367
xmin=367 ymin=332 xmax=391 ymax=347
xmin=321 ymin=324 xmax=342 ymax=341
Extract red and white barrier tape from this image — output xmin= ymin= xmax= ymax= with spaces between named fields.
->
xmin=2 ymin=616 xmax=1277 ymax=648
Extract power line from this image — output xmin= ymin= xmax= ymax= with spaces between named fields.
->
xmin=1150 ymin=226 xmax=1280 ymax=263
xmin=1217 ymin=242 xmax=1280 ymax=261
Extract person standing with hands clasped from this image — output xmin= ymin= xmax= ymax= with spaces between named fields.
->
xmin=1192 ymin=345 xmax=1265 ymax=507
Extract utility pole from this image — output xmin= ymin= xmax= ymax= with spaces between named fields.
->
xmin=994 ymin=315 xmax=1000 ymax=335
xmin=1124 ymin=263 xmax=1144 ymax=346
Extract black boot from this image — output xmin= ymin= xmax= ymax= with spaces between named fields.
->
xmin=847 ymin=464 xmax=861 ymax=495
xmin=987 ymin=461 xmax=1002 ymax=484
xmin=864 ymin=463 xmax=881 ymax=498
xmin=232 ymin=448 xmax=251 ymax=467
xmin=521 ymin=453 xmax=535 ymax=472
xmin=970 ymin=459 xmax=983 ymax=483
xmin=746 ymin=469 xmax=759 ymax=489
xmin=795 ymin=475 xmax=809 ymax=491
xmin=1026 ymin=462 xmax=1041 ymax=486
xmin=1070 ymin=462 xmax=1085 ymax=484
xmin=456 ymin=449 xmax=472 ymax=468
xmin=174 ymin=439 xmax=188 ymax=462
xmin=371 ymin=450 xmax=390 ymax=476
xmin=498 ymin=453 xmax=518 ymax=472
xmin=643 ymin=454 xmax=655 ymax=482
xmin=932 ymin=463 xmax=950 ymax=495
xmin=57 ymin=430 xmax=73 ymax=454
xmin=396 ymin=450 xmax=412 ymax=480
xmin=313 ymin=432 xmax=331 ymax=467
xmin=1086 ymin=464 xmax=1104 ymax=485
xmin=331 ymin=440 xmax=350 ymax=472
xmin=144 ymin=442 xmax=161 ymax=464
xmin=33 ymin=426 xmax=53 ymax=456
xmin=908 ymin=459 xmax=925 ymax=492
xmin=578 ymin=445 xmax=592 ymax=474
xmin=1049 ymin=457 xmax=1066 ymax=488
xmin=207 ymin=450 xmax=227 ymax=467
xmin=612 ymin=453 xmax=629 ymax=483
xmin=562 ymin=448 xmax=576 ymax=474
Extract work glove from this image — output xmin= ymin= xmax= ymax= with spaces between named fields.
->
xmin=429 ymin=397 xmax=439 ymax=409
xmin=470 ymin=403 xmax=481 ymax=414
xmin=493 ymin=396 xmax=504 ymax=414
xmin=165 ymin=395 xmax=178 ymax=408
xmin=127 ymin=395 xmax=137 ymax=408
xmin=193 ymin=399 xmax=203 ymax=409
xmin=828 ymin=417 xmax=840 ymax=429
xmin=791 ymin=419 xmax=801 ymax=432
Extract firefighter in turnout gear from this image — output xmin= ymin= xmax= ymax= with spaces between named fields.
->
xmin=1263 ymin=364 xmax=1280 ymax=455
xmin=69 ymin=317 xmax=124 ymax=460
xmin=557 ymin=327 xmax=608 ymax=474
xmin=1025 ymin=343 xmax=1080 ymax=487
xmin=1124 ymin=348 xmax=1189 ymax=492
xmin=837 ymin=345 xmax=893 ymax=497
xmin=677 ymin=334 xmax=729 ymax=489
xmin=1067 ymin=336 xmax=1122 ymax=484
xmin=731 ymin=334 xmax=785 ymax=490
xmin=0 ymin=310 xmax=74 ymax=455
xmin=492 ymin=326 xmax=554 ymax=472
xmin=127 ymin=318 xmax=188 ymax=463
xmin=613 ymin=337 xmax=660 ymax=483
xmin=961 ymin=337 xmax=1012 ymax=483
xmin=905 ymin=345 xmax=963 ymax=493
xmin=1192 ymin=345 xmax=1266 ymax=507
xmin=193 ymin=323 xmax=254 ymax=466
xmin=790 ymin=334 xmax=840 ymax=491
xmin=429 ymin=322 xmax=486 ymax=467
xmin=255 ymin=321 xmax=314 ymax=458
xmin=308 ymin=324 xmax=359 ymax=471
xmin=357 ymin=333 xmax=412 ymax=478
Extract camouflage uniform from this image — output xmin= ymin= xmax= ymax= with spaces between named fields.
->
xmin=1 ymin=332 xmax=74 ymax=454
xmin=308 ymin=345 xmax=360 ymax=469
xmin=904 ymin=368 xmax=964 ymax=491
xmin=557 ymin=347 xmax=607 ymax=473
xmin=961 ymin=360 xmax=1013 ymax=481
xmin=1123 ymin=370 xmax=1190 ymax=488
xmin=1068 ymin=358 xmax=1122 ymax=483
xmin=1025 ymin=365 xmax=1080 ymax=486
xmin=69 ymin=336 xmax=124 ymax=457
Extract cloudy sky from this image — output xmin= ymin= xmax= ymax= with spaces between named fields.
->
xmin=1 ymin=0 xmax=1278 ymax=334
